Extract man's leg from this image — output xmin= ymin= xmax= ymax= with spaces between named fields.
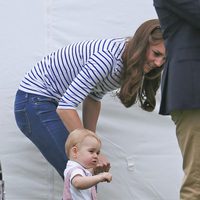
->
xmin=171 ymin=109 xmax=200 ymax=200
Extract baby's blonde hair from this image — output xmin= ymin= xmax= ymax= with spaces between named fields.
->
xmin=65 ymin=128 xmax=101 ymax=158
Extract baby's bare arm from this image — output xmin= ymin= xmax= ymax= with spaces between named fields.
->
xmin=72 ymin=172 xmax=112 ymax=190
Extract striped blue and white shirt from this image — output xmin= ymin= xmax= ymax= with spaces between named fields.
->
xmin=19 ymin=38 xmax=126 ymax=109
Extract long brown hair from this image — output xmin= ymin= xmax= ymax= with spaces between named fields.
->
xmin=118 ymin=19 xmax=163 ymax=112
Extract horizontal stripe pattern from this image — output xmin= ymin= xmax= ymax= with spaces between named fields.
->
xmin=19 ymin=38 xmax=126 ymax=109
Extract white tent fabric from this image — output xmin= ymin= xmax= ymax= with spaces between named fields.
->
xmin=0 ymin=0 xmax=183 ymax=199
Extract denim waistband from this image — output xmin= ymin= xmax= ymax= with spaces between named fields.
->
xmin=16 ymin=90 xmax=58 ymax=105
xmin=16 ymin=90 xmax=46 ymax=98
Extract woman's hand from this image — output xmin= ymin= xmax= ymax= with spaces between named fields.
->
xmin=94 ymin=154 xmax=111 ymax=174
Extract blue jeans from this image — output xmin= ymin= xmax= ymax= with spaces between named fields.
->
xmin=14 ymin=90 xmax=69 ymax=179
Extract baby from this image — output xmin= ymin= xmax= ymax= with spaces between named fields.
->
xmin=62 ymin=128 xmax=112 ymax=200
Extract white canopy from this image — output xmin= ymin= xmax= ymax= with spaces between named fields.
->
xmin=0 ymin=0 xmax=182 ymax=199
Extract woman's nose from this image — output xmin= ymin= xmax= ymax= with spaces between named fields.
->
xmin=154 ymin=57 xmax=165 ymax=67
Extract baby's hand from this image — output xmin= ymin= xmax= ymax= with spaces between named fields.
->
xmin=100 ymin=172 xmax=112 ymax=183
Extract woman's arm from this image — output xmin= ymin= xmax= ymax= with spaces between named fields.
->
xmin=56 ymin=96 xmax=100 ymax=133
xmin=82 ymin=96 xmax=111 ymax=172
xmin=56 ymin=109 xmax=83 ymax=132
xmin=82 ymin=96 xmax=101 ymax=132
xmin=72 ymin=172 xmax=112 ymax=190
xmin=57 ymin=96 xmax=110 ymax=171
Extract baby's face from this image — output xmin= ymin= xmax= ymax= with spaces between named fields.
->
xmin=76 ymin=136 xmax=101 ymax=169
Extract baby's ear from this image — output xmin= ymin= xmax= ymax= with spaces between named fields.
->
xmin=71 ymin=146 xmax=78 ymax=158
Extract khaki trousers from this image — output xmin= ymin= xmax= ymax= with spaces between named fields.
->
xmin=171 ymin=110 xmax=200 ymax=200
